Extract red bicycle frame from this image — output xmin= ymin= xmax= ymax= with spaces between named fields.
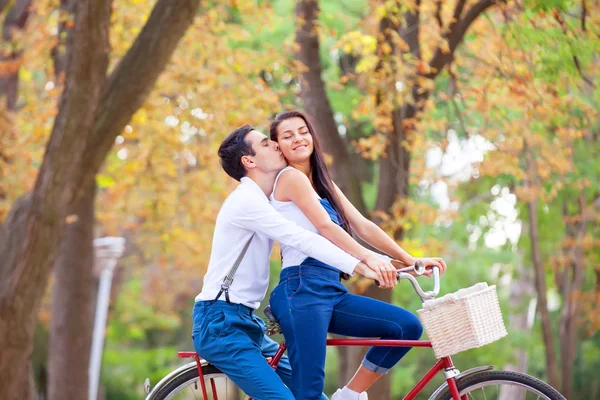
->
xmin=178 ymin=338 xmax=465 ymax=400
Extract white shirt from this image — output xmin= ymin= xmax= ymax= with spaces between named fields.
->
xmin=195 ymin=176 xmax=360 ymax=309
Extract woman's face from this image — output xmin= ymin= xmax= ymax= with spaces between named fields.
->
xmin=275 ymin=117 xmax=314 ymax=164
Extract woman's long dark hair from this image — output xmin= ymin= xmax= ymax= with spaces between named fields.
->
xmin=270 ymin=110 xmax=352 ymax=234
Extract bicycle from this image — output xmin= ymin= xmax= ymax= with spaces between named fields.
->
xmin=144 ymin=263 xmax=565 ymax=400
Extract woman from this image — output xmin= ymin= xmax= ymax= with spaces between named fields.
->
xmin=268 ymin=110 xmax=446 ymax=400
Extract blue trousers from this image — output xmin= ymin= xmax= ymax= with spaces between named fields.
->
xmin=192 ymin=300 xmax=328 ymax=400
xmin=269 ymin=259 xmax=423 ymax=400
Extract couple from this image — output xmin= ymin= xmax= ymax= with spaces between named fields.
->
xmin=193 ymin=110 xmax=446 ymax=400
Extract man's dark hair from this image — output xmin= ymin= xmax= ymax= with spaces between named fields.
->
xmin=218 ymin=124 xmax=256 ymax=181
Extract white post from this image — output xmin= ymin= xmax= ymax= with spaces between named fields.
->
xmin=89 ymin=237 xmax=125 ymax=400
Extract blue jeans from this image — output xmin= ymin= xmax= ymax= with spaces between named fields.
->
xmin=191 ymin=300 xmax=328 ymax=400
xmin=269 ymin=259 xmax=423 ymax=400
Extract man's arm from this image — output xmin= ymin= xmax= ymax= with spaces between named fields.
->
xmin=231 ymin=192 xmax=360 ymax=275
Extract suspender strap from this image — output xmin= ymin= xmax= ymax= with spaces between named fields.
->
xmin=212 ymin=233 xmax=255 ymax=304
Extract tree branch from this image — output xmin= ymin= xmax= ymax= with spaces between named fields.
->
xmin=2 ymin=0 xmax=111 ymax=301
xmin=554 ymin=10 xmax=596 ymax=88
xmin=51 ymin=0 xmax=77 ymax=80
xmin=434 ymin=0 xmax=443 ymax=29
xmin=581 ymin=0 xmax=587 ymax=32
xmin=0 ymin=0 xmax=33 ymax=110
xmin=0 ymin=0 xmax=10 ymax=14
xmin=425 ymin=0 xmax=500 ymax=79
xmin=75 ymin=0 xmax=201 ymax=197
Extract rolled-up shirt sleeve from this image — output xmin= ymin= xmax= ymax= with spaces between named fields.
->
xmin=231 ymin=192 xmax=360 ymax=275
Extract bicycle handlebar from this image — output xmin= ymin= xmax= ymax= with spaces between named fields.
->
xmin=375 ymin=260 xmax=441 ymax=302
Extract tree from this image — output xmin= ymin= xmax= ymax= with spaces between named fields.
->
xmin=0 ymin=0 xmax=201 ymax=398
xmin=294 ymin=0 xmax=502 ymax=396
xmin=453 ymin=3 xmax=600 ymax=394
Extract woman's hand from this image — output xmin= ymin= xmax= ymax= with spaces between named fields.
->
xmin=415 ymin=257 xmax=447 ymax=277
xmin=364 ymin=254 xmax=397 ymax=289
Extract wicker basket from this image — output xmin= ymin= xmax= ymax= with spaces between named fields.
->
xmin=417 ymin=283 xmax=507 ymax=359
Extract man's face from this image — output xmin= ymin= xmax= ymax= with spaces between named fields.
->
xmin=243 ymin=130 xmax=287 ymax=174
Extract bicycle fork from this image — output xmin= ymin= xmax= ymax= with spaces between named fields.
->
xmin=402 ymin=356 xmax=464 ymax=400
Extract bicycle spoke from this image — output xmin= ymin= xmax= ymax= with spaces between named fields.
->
xmin=210 ymin=378 xmax=217 ymax=400
xmin=455 ymin=374 xmax=561 ymax=400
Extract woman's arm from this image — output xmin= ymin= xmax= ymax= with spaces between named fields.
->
xmin=274 ymin=169 xmax=398 ymax=288
xmin=333 ymin=183 xmax=416 ymax=265
xmin=333 ymin=183 xmax=448 ymax=274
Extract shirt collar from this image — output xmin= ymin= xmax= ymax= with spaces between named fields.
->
xmin=240 ymin=176 xmax=268 ymax=198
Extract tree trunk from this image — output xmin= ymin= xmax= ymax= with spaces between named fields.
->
xmin=0 ymin=0 xmax=201 ymax=396
xmin=360 ymin=3 xmax=423 ymax=394
xmin=0 ymin=0 xmax=111 ymax=396
xmin=527 ymin=201 xmax=560 ymax=387
xmin=294 ymin=0 xmax=500 ymax=396
xmin=295 ymin=0 xmax=370 ymax=391
xmin=48 ymin=181 xmax=96 ymax=400
xmin=295 ymin=0 xmax=366 ymax=213
xmin=499 ymin=251 xmax=534 ymax=400
xmin=558 ymin=195 xmax=587 ymax=398
xmin=47 ymin=2 xmax=96 ymax=398
xmin=524 ymin=146 xmax=560 ymax=390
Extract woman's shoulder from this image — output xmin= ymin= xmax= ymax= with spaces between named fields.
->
xmin=272 ymin=166 xmax=299 ymax=202
xmin=272 ymin=167 xmax=314 ymax=202
xmin=276 ymin=166 xmax=306 ymax=183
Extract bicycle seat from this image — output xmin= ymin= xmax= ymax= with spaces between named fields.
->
xmin=264 ymin=306 xmax=277 ymax=323
xmin=263 ymin=306 xmax=282 ymax=336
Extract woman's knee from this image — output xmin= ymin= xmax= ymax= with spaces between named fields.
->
xmin=403 ymin=312 xmax=423 ymax=340
xmin=384 ymin=311 xmax=423 ymax=340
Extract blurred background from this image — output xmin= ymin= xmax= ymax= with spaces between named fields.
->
xmin=0 ymin=0 xmax=598 ymax=399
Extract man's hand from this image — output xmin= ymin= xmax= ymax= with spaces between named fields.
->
xmin=363 ymin=254 xmax=397 ymax=289
xmin=354 ymin=262 xmax=377 ymax=280
xmin=354 ymin=262 xmax=396 ymax=288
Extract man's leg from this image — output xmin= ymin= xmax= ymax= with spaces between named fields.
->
xmin=192 ymin=302 xmax=294 ymax=400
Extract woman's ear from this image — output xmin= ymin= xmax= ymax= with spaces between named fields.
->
xmin=241 ymin=155 xmax=255 ymax=170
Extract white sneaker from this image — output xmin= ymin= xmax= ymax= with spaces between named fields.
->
xmin=331 ymin=388 xmax=368 ymax=400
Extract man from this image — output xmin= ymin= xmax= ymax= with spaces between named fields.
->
xmin=192 ymin=125 xmax=389 ymax=400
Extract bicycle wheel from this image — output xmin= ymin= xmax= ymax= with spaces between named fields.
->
xmin=435 ymin=370 xmax=565 ymax=400
xmin=151 ymin=364 xmax=248 ymax=400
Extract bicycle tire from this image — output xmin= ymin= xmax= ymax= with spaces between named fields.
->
xmin=150 ymin=364 xmax=247 ymax=400
xmin=435 ymin=370 xmax=565 ymax=400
